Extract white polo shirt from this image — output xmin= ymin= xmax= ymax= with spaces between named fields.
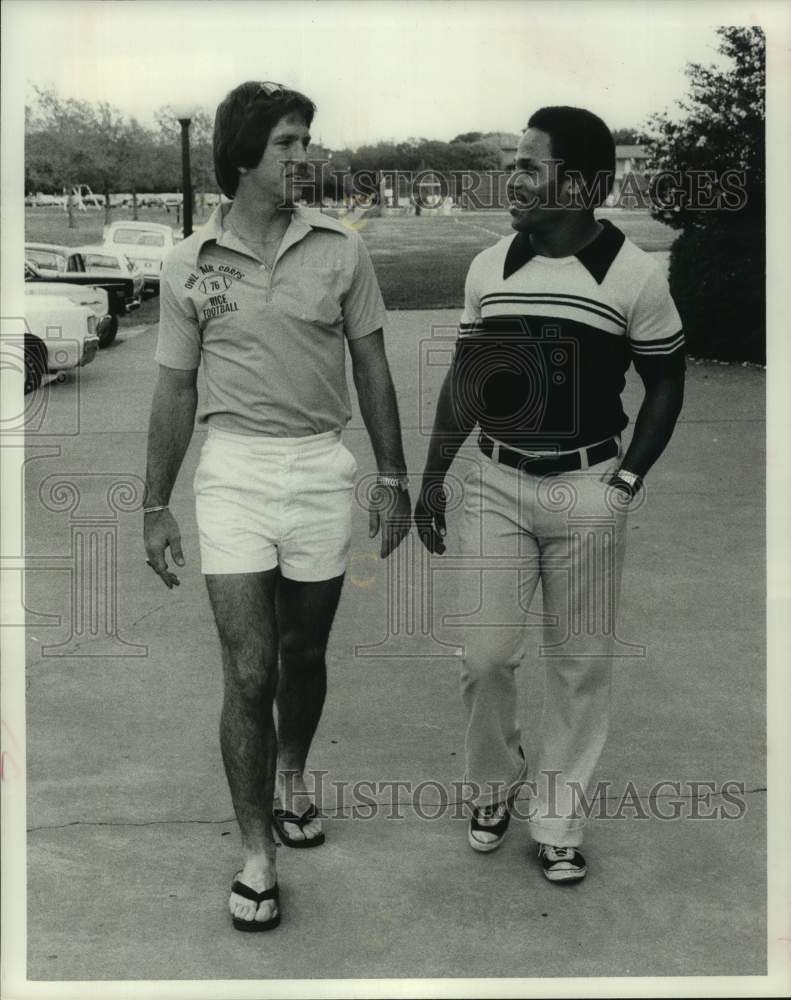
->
xmin=156 ymin=204 xmax=386 ymax=436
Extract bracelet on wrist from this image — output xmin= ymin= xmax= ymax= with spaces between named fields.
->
xmin=143 ymin=505 xmax=169 ymax=514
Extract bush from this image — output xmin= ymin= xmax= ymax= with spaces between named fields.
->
xmin=645 ymin=28 xmax=765 ymax=365
xmin=668 ymin=220 xmax=765 ymax=364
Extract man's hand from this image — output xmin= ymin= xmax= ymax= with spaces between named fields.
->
xmin=368 ymin=485 xmax=412 ymax=558
xmin=415 ymin=475 xmax=447 ymax=554
xmin=143 ymin=509 xmax=185 ymax=589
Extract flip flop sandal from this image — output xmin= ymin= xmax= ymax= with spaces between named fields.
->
xmin=272 ymin=803 xmax=326 ymax=848
xmin=230 ymin=876 xmax=281 ymax=932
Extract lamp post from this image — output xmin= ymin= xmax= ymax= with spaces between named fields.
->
xmin=172 ymin=102 xmax=198 ymax=237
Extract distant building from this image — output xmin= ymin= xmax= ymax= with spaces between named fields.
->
xmin=489 ymin=132 xmax=520 ymax=170
xmin=610 ymin=144 xmax=650 ymax=205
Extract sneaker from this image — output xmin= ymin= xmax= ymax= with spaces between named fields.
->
xmin=468 ymin=800 xmax=512 ymax=853
xmin=538 ymin=844 xmax=587 ymax=883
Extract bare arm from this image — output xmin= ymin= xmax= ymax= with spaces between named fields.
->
xmin=617 ymin=370 xmax=685 ymax=489
xmin=347 ymin=329 xmax=410 ymax=558
xmin=423 ymin=362 xmax=476 ymax=477
xmin=143 ymin=364 xmax=198 ymax=588
xmin=348 ymin=329 xmax=407 ymax=475
xmin=415 ymin=360 xmax=477 ymax=554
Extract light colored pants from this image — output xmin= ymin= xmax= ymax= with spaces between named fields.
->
xmin=455 ymin=447 xmax=628 ymax=847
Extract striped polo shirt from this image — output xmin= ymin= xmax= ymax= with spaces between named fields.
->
xmin=454 ymin=219 xmax=684 ymax=452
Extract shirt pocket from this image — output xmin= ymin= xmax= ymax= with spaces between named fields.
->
xmin=281 ymin=265 xmax=344 ymax=326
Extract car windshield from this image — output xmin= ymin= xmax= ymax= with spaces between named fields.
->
xmin=26 ymin=249 xmax=65 ymax=272
xmin=112 ymin=229 xmax=166 ymax=248
xmin=84 ymin=253 xmax=120 ymax=271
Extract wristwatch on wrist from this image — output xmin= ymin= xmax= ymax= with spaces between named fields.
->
xmin=610 ymin=468 xmax=642 ymax=496
xmin=615 ymin=469 xmax=641 ymax=490
xmin=376 ymin=474 xmax=410 ymax=492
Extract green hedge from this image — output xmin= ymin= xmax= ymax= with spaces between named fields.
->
xmin=668 ymin=220 xmax=765 ymax=364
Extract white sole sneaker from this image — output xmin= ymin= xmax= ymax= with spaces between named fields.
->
xmin=468 ymin=802 xmax=511 ymax=853
xmin=538 ymin=844 xmax=587 ymax=882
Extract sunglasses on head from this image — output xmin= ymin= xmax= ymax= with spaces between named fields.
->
xmin=255 ymin=81 xmax=287 ymax=99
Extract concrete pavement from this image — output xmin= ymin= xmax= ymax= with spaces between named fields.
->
xmin=22 ymin=311 xmax=766 ymax=982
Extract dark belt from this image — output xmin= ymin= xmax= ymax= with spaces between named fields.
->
xmin=478 ymin=432 xmax=619 ymax=476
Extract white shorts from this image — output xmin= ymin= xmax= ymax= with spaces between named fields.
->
xmin=194 ymin=426 xmax=357 ymax=579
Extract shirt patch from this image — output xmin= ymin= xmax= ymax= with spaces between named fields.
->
xmin=184 ymin=263 xmax=245 ymax=291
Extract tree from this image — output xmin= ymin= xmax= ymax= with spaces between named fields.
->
xmin=643 ymin=27 xmax=765 ymax=362
xmin=612 ymin=128 xmax=650 ymax=145
xmin=26 ymin=86 xmax=164 ymax=227
xmin=451 ymin=131 xmax=484 ymax=144
xmin=88 ymin=101 xmax=130 ymax=225
xmin=26 ymin=86 xmax=101 ymax=227
xmin=116 ymin=118 xmax=159 ymax=219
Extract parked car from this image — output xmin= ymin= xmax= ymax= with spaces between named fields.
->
xmin=23 ymin=292 xmax=100 ymax=392
xmin=101 ymin=220 xmax=180 ymax=294
xmin=24 ymin=265 xmax=117 ymax=348
xmin=26 ymin=193 xmax=66 ymax=207
xmin=25 ymin=242 xmax=143 ymax=318
xmin=23 ymin=331 xmax=49 ymax=394
xmin=77 ymin=245 xmax=145 ymax=300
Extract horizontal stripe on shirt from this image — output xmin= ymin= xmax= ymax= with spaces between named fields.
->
xmin=628 ymin=330 xmax=685 ymax=355
xmin=480 ymin=291 xmax=627 ymax=327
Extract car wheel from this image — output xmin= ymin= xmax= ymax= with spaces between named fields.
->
xmin=24 ymin=332 xmax=48 ymax=394
xmin=97 ymin=314 xmax=119 ymax=348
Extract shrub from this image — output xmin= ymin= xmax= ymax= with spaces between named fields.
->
xmin=669 ymin=219 xmax=765 ymax=363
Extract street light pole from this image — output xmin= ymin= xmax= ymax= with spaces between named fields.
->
xmin=178 ymin=117 xmax=193 ymax=238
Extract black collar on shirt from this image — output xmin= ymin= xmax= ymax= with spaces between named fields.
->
xmin=502 ymin=218 xmax=626 ymax=284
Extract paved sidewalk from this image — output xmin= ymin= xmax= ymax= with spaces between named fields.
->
xmin=23 ymin=312 xmax=766 ymax=981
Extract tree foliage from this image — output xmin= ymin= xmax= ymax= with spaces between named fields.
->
xmin=348 ymin=137 xmax=502 ymax=173
xmin=25 ymin=87 xmax=220 ymax=212
xmin=451 ymin=131 xmax=484 ymax=144
xmin=26 ymin=85 xmax=509 ymax=212
xmin=611 ymin=128 xmax=650 ymax=145
xmin=642 ymin=27 xmax=765 ymax=362
xmin=644 ymin=26 xmax=765 ymax=230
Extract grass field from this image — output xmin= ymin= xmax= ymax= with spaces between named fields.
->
xmin=24 ymin=205 xmax=211 ymax=248
xmin=25 ymin=206 xmax=676 ymax=312
xmin=361 ymin=209 xmax=677 ymax=309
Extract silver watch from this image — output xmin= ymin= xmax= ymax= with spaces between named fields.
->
xmin=615 ymin=469 xmax=641 ymax=489
xmin=376 ymin=474 xmax=410 ymax=492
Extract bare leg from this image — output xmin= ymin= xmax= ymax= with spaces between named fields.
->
xmin=274 ymin=574 xmax=345 ymax=841
xmin=206 ymin=569 xmax=280 ymax=925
